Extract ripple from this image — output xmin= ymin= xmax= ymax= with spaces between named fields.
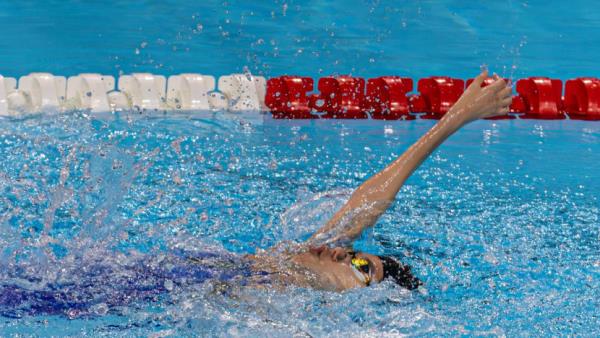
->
xmin=0 ymin=114 xmax=599 ymax=335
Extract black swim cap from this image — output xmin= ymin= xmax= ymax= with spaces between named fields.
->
xmin=378 ymin=256 xmax=422 ymax=290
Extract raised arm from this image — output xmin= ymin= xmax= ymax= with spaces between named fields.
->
xmin=308 ymin=70 xmax=512 ymax=246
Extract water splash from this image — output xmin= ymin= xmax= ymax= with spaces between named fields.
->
xmin=1 ymin=114 xmax=599 ymax=335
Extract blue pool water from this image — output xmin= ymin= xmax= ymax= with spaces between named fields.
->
xmin=1 ymin=1 xmax=599 ymax=336
xmin=1 ymin=113 xmax=598 ymax=336
xmin=1 ymin=1 xmax=600 ymax=79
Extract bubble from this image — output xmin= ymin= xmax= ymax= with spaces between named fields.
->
xmin=92 ymin=302 xmax=109 ymax=315
xmin=282 ymin=3 xmax=288 ymax=16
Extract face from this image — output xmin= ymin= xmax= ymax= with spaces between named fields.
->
xmin=291 ymin=246 xmax=384 ymax=291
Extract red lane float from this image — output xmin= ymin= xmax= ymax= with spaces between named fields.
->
xmin=514 ymin=77 xmax=564 ymax=119
xmin=410 ymin=77 xmax=464 ymax=119
xmin=266 ymin=76 xmax=315 ymax=119
xmin=266 ymin=75 xmax=600 ymax=121
xmin=564 ymin=77 xmax=600 ymax=120
xmin=366 ymin=76 xmax=414 ymax=120
xmin=311 ymin=76 xmax=368 ymax=119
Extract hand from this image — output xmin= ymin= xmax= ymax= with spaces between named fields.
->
xmin=449 ymin=70 xmax=513 ymax=124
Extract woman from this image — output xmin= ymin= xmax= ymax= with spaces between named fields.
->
xmin=247 ymin=70 xmax=512 ymax=291
xmin=0 ymin=71 xmax=511 ymax=317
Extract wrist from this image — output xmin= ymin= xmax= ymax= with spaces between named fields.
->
xmin=441 ymin=106 xmax=470 ymax=131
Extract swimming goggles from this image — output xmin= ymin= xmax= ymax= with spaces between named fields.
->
xmin=350 ymin=252 xmax=372 ymax=286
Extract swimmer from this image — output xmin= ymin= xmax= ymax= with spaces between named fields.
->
xmin=0 ymin=71 xmax=512 ymax=318
xmin=248 ymin=70 xmax=513 ymax=291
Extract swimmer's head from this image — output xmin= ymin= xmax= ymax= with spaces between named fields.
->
xmin=291 ymin=246 xmax=383 ymax=290
xmin=291 ymin=246 xmax=420 ymax=291
xmin=377 ymin=255 xmax=422 ymax=290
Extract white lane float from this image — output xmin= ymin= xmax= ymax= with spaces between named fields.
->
xmin=18 ymin=73 xmax=67 ymax=113
xmin=107 ymin=90 xmax=130 ymax=111
xmin=167 ymin=73 xmax=215 ymax=110
xmin=218 ymin=74 xmax=267 ymax=112
xmin=0 ymin=72 xmax=272 ymax=115
xmin=66 ymin=74 xmax=115 ymax=112
xmin=0 ymin=75 xmax=17 ymax=116
xmin=118 ymin=73 xmax=167 ymax=110
xmin=208 ymin=92 xmax=229 ymax=111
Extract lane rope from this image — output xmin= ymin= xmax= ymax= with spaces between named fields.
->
xmin=1 ymin=73 xmax=598 ymax=120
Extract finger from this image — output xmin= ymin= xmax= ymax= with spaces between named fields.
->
xmin=498 ymin=86 xmax=512 ymax=99
xmin=501 ymin=96 xmax=513 ymax=107
xmin=489 ymin=107 xmax=509 ymax=119
xmin=489 ymin=77 xmax=508 ymax=91
xmin=471 ymin=69 xmax=489 ymax=87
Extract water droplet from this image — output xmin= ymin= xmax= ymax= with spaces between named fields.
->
xmin=92 ymin=303 xmax=109 ymax=315
xmin=164 ymin=279 xmax=174 ymax=291
xmin=282 ymin=3 xmax=288 ymax=16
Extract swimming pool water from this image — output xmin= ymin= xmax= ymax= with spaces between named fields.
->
xmin=1 ymin=0 xmax=600 ymax=336
xmin=0 ymin=112 xmax=598 ymax=336
xmin=2 ymin=1 xmax=600 ymax=80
